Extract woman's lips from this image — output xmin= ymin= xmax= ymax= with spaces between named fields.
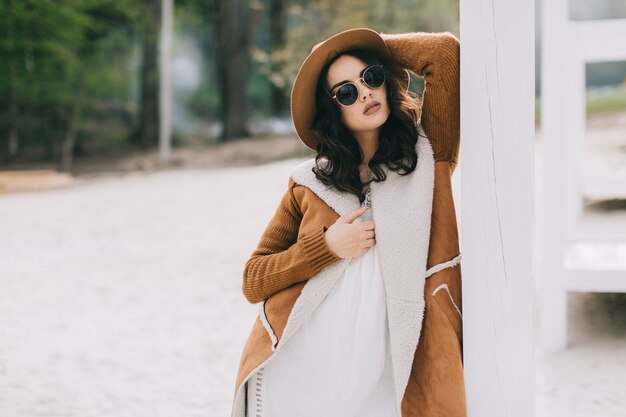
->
xmin=363 ymin=101 xmax=381 ymax=115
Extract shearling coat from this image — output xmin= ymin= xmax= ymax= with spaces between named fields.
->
xmin=230 ymin=31 xmax=465 ymax=417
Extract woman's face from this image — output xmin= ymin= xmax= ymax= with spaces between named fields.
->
xmin=325 ymin=55 xmax=390 ymax=135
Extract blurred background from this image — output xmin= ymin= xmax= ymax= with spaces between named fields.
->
xmin=1 ymin=0 xmax=625 ymax=173
xmin=0 ymin=0 xmax=458 ymax=173
xmin=0 ymin=0 xmax=624 ymax=416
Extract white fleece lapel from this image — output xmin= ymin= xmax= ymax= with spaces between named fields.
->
xmin=287 ymin=127 xmax=435 ymax=407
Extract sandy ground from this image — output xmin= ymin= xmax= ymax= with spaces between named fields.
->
xmin=1 ymin=120 xmax=625 ymax=416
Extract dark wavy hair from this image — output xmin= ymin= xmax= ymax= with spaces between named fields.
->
xmin=311 ymin=48 xmax=423 ymax=204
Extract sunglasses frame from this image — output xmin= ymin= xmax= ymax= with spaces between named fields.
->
xmin=329 ymin=64 xmax=386 ymax=107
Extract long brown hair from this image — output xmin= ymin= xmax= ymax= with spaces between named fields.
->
xmin=310 ymin=48 xmax=424 ymax=204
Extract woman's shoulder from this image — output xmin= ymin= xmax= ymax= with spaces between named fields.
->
xmin=288 ymin=157 xmax=320 ymax=194
xmin=286 ymin=159 xmax=333 ymax=214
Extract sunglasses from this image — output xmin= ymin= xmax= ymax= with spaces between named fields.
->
xmin=329 ymin=65 xmax=386 ymax=107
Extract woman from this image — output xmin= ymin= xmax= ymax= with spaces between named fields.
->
xmin=230 ymin=28 xmax=465 ymax=417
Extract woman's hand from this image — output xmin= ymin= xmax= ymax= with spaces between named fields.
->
xmin=323 ymin=206 xmax=376 ymax=258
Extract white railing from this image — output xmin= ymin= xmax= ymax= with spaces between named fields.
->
xmin=541 ymin=0 xmax=626 ymax=352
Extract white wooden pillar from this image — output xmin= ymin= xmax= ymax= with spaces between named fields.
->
xmin=460 ymin=0 xmax=535 ymax=416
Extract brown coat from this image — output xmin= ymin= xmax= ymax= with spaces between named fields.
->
xmin=230 ymin=31 xmax=465 ymax=417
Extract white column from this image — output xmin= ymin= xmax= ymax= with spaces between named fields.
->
xmin=460 ymin=0 xmax=535 ymax=415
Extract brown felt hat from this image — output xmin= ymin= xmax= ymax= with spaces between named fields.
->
xmin=290 ymin=28 xmax=410 ymax=151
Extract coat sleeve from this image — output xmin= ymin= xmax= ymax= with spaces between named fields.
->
xmin=242 ymin=176 xmax=342 ymax=304
xmin=379 ymin=31 xmax=461 ymax=173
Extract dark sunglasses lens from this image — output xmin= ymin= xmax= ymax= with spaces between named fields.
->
xmin=364 ymin=66 xmax=385 ymax=88
xmin=336 ymin=84 xmax=358 ymax=105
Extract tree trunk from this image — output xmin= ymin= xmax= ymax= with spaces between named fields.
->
xmin=60 ymin=94 xmax=83 ymax=173
xmin=132 ymin=0 xmax=161 ymax=148
xmin=214 ymin=0 xmax=260 ymax=141
xmin=269 ymin=0 xmax=287 ymax=116
xmin=3 ymin=0 xmax=19 ymax=163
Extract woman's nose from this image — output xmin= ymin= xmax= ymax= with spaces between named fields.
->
xmin=358 ymin=81 xmax=373 ymax=100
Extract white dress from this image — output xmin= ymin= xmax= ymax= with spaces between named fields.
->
xmin=246 ymin=185 xmax=399 ymax=417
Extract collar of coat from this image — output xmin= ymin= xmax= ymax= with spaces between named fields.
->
xmin=281 ymin=125 xmax=434 ymax=407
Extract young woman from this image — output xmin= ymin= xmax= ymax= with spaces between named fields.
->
xmin=229 ymin=28 xmax=465 ymax=417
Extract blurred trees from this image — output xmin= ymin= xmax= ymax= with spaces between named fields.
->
xmin=0 ymin=0 xmax=459 ymax=168
xmin=214 ymin=0 xmax=261 ymax=140
xmin=268 ymin=0 xmax=288 ymax=116
xmin=0 ymin=0 xmax=141 ymax=167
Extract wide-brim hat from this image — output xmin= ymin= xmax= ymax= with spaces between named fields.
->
xmin=291 ymin=27 xmax=410 ymax=151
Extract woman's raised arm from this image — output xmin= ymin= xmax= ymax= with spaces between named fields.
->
xmin=380 ymin=31 xmax=460 ymax=173
xmin=242 ymin=177 xmax=341 ymax=304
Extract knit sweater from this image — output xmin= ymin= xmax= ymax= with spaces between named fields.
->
xmin=242 ymin=31 xmax=460 ymax=304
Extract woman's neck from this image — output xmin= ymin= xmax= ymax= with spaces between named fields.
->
xmin=354 ymin=129 xmax=380 ymax=165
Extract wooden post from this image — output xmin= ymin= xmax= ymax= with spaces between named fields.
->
xmin=460 ymin=0 xmax=535 ymax=415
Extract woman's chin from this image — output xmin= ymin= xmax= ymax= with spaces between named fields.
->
xmin=365 ymin=112 xmax=390 ymax=129
xmin=344 ymin=110 xmax=390 ymax=134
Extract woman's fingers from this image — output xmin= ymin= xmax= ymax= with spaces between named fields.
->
xmin=360 ymin=220 xmax=375 ymax=230
xmin=338 ymin=206 xmax=368 ymax=224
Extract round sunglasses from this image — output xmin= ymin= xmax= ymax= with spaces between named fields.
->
xmin=329 ymin=65 xmax=386 ymax=107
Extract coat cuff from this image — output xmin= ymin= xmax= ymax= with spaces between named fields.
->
xmin=300 ymin=224 xmax=342 ymax=272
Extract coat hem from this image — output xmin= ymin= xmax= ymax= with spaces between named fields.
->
xmin=230 ymin=350 xmax=282 ymax=417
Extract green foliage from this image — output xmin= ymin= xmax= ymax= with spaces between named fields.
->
xmin=0 ymin=0 xmax=141 ymax=163
xmin=173 ymin=0 xmax=218 ymax=123
xmin=535 ymin=85 xmax=626 ymax=126
xmin=586 ymin=85 xmax=626 ymax=116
